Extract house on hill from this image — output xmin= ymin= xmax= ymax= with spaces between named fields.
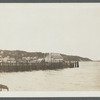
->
xmin=0 ymin=56 xmax=16 ymax=65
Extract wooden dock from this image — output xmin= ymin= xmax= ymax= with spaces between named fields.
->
xmin=0 ymin=61 xmax=79 ymax=72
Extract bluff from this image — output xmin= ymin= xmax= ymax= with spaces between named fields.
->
xmin=0 ymin=50 xmax=92 ymax=61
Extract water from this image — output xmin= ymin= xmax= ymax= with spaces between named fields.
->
xmin=0 ymin=62 xmax=100 ymax=91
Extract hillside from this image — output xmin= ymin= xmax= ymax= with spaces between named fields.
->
xmin=61 ymin=54 xmax=92 ymax=61
xmin=0 ymin=50 xmax=92 ymax=61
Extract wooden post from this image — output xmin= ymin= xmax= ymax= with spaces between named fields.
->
xmin=77 ymin=61 xmax=79 ymax=67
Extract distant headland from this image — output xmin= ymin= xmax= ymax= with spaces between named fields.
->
xmin=0 ymin=50 xmax=92 ymax=72
xmin=0 ymin=50 xmax=92 ymax=62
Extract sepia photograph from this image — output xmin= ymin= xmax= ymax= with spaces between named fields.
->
xmin=0 ymin=3 xmax=100 ymax=96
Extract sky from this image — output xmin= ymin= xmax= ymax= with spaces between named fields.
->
xmin=0 ymin=3 xmax=100 ymax=60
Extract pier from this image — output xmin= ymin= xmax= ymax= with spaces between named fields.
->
xmin=0 ymin=53 xmax=79 ymax=72
xmin=0 ymin=61 xmax=79 ymax=72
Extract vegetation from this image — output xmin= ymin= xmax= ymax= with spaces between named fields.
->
xmin=0 ymin=50 xmax=92 ymax=61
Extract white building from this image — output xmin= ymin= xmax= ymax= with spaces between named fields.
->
xmin=22 ymin=57 xmax=37 ymax=61
xmin=45 ymin=53 xmax=64 ymax=63
xmin=1 ymin=56 xmax=16 ymax=63
xmin=22 ymin=56 xmax=39 ymax=63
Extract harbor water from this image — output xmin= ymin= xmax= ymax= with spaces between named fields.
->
xmin=0 ymin=61 xmax=100 ymax=91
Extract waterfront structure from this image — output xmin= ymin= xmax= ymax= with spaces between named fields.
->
xmin=0 ymin=53 xmax=79 ymax=72
xmin=45 ymin=53 xmax=64 ymax=63
xmin=0 ymin=56 xmax=16 ymax=64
